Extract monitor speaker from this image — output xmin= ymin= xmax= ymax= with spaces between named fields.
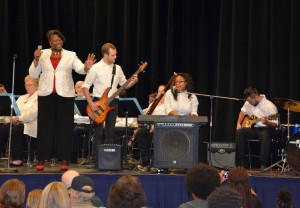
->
xmin=207 ymin=142 xmax=236 ymax=169
xmin=97 ymin=144 xmax=122 ymax=171
xmin=153 ymin=122 xmax=199 ymax=169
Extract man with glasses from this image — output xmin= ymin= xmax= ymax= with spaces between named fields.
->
xmin=235 ymin=86 xmax=278 ymax=170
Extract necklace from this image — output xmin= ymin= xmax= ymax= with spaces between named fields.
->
xmin=52 ymin=51 xmax=61 ymax=55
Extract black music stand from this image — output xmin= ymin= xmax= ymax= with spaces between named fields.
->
xmin=117 ymin=98 xmax=144 ymax=165
xmin=74 ymin=98 xmax=93 ymax=165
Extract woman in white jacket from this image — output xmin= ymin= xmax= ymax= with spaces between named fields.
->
xmin=0 ymin=75 xmax=39 ymax=167
xmin=29 ymin=29 xmax=95 ymax=171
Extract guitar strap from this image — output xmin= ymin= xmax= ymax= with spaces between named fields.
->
xmin=110 ymin=64 xmax=116 ymax=87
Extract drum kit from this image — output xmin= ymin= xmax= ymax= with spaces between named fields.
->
xmin=264 ymin=98 xmax=300 ymax=174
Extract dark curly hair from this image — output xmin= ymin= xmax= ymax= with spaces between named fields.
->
xmin=185 ymin=163 xmax=220 ymax=199
xmin=107 ymin=175 xmax=146 ymax=208
xmin=171 ymin=73 xmax=194 ymax=100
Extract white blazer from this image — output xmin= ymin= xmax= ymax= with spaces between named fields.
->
xmin=17 ymin=92 xmax=38 ymax=138
xmin=29 ymin=48 xmax=86 ymax=97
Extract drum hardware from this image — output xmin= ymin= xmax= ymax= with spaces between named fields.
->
xmin=263 ymin=98 xmax=300 ymax=174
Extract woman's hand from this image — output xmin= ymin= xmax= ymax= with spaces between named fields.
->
xmin=84 ymin=53 xmax=96 ymax=71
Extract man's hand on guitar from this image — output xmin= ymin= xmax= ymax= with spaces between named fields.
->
xmin=131 ymin=74 xmax=138 ymax=84
xmin=89 ymin=102 xmax=99 ymax=111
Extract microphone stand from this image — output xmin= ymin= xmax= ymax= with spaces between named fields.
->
xmin=0 ymin=54 xmax=18 ymax=173
xmin=186 ymin=92 xmax=244 ymax=166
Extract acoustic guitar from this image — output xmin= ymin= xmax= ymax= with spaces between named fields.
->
xmin=86 ymin=62 xmax=147 ymax=124
xmin=241 ymin=113 xmax=278 ymax=128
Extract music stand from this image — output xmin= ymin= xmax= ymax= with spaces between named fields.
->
xmin=0 ymin=94 xmax=19 ymax=172
xmin=117 ymin=98 xmax=144 ymax=164
xmin=74 ymin=98 xmax=93 ymax=165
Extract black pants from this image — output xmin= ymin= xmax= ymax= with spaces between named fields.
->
xmin=37 ymin=94 xmax=74 ymax=161
xmin=0 ymin=123 xmax=25 ymax=160
xmin=136 ymin=126 xmax=153 ymax=166
xmin=91 ymin=99 xmax=119 ymax=158
xmin=235 ymin=127 xmax=276 ymax=165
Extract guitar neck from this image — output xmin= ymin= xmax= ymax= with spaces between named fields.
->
xmin=105 ymin=69 xmax=141 ymax=105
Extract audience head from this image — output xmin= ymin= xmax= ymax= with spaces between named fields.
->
xmin=207 ymin=186 xmax=243 ymax=208
xmin=107 ymin=175 xmax=146 ymax=208
xmin=39 ymin=182 xmax=71 ymax=208
xmin=0 ymin=83 xmax=7 ymax=94
xmin=75 ymin=81 xmax=84 ymax=98
xmin=185 ymin=163 xmax=220 ymax=200
xmin=25 ymin=189 xmax=42 ymax=208
xmin=276 ymin=189 xmax=293 ymax=208
xmin=0 ymin=178 xmax=26 ymax=208
xmin=227 ymin=166 xmax=252 ymax=208
xmin=61 ymin=170 xmax=80 ymax=190
xmin=70 ymin=175 xmax=95 ymax=203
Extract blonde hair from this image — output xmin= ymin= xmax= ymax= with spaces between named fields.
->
xmin=26 ymin=189 xmax=42 ymax=208
xmin=24 ymin=75 xmax=39 ymax=86
xmin=39 ymin=182 xmax=71 ymax=208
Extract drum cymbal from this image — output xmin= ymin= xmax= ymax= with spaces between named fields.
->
xmin=272 ymin=98 xmax=300 ymax=112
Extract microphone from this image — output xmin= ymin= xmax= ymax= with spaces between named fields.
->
xmin=35 ymin=45 xmax=42 ymax=61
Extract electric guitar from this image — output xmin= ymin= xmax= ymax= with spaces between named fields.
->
xmin=241 ymin=113 xmax=278 ymax=128
xmin=86 ymin=62 xmax=147 ymax=124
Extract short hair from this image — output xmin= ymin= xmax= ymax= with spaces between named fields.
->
xmin=24 ymin=75 xmax=39 ymax=86
xmin=243 ymin=86 xmax=260 ymax=98
xmin=0 ymin=83 xmax=7 ymax=93
xmin=148 ymin=92 xmax=157 ymax=98
xmin=185 ymin=163 xmax=220 ymax=199
xmin=207 ymin=187 xmax=243 ymax=208
xmin=39 ymin=182 xmax=71 ymax=208
xmin=26 ymin=189 xmax=42 ymax=208
xmin=75 ymin=81 xmax=83 ymax=88
xmin=61 ymin=170 xmax=80 ymax=189
xmin=101 ymin=43 xmax=116 ymax=56
xmin=71 ymin=189 xmax=95 ymax=202
xmin=276 ymin=189 xmax=293 ymax=208
xmin=107 ymin=175 xmax=146 ymax=208
xmin=46 ymin=30 xmax=66 ymax=42
xmin=0 ymin=178 xmax=26 ymax=208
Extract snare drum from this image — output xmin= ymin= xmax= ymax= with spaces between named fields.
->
xmin=286 ymin=131 xmax=300 ymax=174
xmin=281 ymin=124 xmax=300 ymax=137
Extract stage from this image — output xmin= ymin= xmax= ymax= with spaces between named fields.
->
xmin=0 ymin=160 xmax=299 ymax=208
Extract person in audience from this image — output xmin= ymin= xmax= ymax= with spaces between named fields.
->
xmin=25 ymin=189 xmax=42 ymax=208
xmin=0 ymin=75 xmax=39 ymax=166
xmin=135 ymin=85 xmax=167 ymax=171
xmin=164 ymin=73 xmax=198 ymax=116
xmin=39 ymin=182 xmax=71 ymax=208
xmin=70 ymin=175 xmax=96 ymax=208
xmin=178 ymin=163 xmax=220 ymax=208
xmin=29 ymin=29 xmax=96 ymax=171
xmin=61 ymin=170 xmax=104 ymax=207
xmin=0 ymin=84 xmax=7 ymax=94
xmin=0 ymin=178 xmax=26 ymax=208
xmin=276 ymin=189 xmax=293 ymax=208
xmin=227 ymin=166 xmax=263 ymax=208
xmin=107 ymin=175 xmax=146 ymax=208
xmin=207 ymin=186 xmax=243 ymax=208
xmin=61 ymin=170 xmax=80 ymax=190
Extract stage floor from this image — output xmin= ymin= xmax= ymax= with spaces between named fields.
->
xmin=0 ymin=159 xmax=299 ymax=208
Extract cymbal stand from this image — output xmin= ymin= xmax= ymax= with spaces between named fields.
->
xmin=263 ymin=106 xmax=291 ymax=174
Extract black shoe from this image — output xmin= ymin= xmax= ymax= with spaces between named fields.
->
xmin=9 ymin=163 xmax=23 ymax=167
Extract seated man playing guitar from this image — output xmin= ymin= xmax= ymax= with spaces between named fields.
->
xmin=235 ymin=86 xmax=278 ymax=170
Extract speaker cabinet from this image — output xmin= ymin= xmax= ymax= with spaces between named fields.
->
xmin=97 ymin=144 xmax=122 ymax=171
xmin=153 ymin=122 xmax=199 ymax=169
xmin=207 ymin=142 xmax=236 ymax=169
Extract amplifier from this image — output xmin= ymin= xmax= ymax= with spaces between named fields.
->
xmin=207 ymin=142 xmax=236 ymax=169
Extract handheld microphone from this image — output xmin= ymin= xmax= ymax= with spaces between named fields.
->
xmin=35 ymin=45 xmax=42 ymax=61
